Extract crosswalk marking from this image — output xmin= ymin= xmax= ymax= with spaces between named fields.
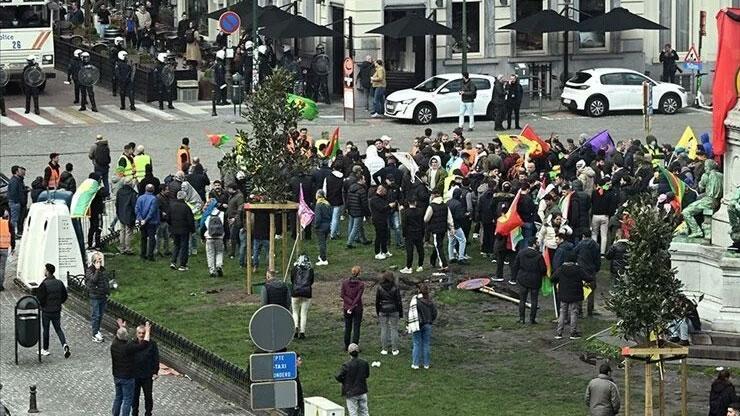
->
xmin=101 ymin=105 xmax=149 ymax=122
xmin=9 ymin=108 xmax=54 ymax=125
xmin=136 ymin=103 xmax=181 ymax=121
xmin=0 ymin=115 xmax=22 ymax=127
xmin=41 ymin=107 xmax=87 ymax=125
xmin=172 ymin=102 xmax=209 ymax=115
xmin=78 ymin=107 xmax=118 ymax=124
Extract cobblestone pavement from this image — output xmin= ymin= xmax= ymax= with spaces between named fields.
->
xmin=0 ymin=256 xmax=252 ymax=416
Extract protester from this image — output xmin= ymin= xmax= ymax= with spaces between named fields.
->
xmin=202 ymin=206 xmax=225 ymax=277
xmin=512 ymin=239 xmax=547 ymax=324
xmin=709 ymin=369 xmax=738 ymax=416
xmin=135 ymin=184 xmax=160 ymax=261
xmin=585 ymin=363 xmax=621 ymax=416
xmin=341 ymin=266 xmax=365 ymax=351
xmin=369 ymin=185 xmax=394 ymax=259
xmin=604 ymin=230 xmax=629 ymax=281
xmin=0 ymin=208 xmax=16 ymax=292
xmin=290 ymin=255 xmax=314 ymax=339
xmin=168 ymin=191 xmax=195 ymax=271
xmin=458 ymin=72 xmax=476 ymax=131
xmin=375 ymin=271 xmax=402 ymax=355
xmin=261 ymin=269 xmax=291 ymax=310
xmin=335 ymin=343 xmax=370 ymax=416
xmin=37 ymin=263 xmax=71 ymax=358
xmin=313 ymin=190 xmax=331 ymax=265
xmin=408 ymin=283 xmax=437 ymax=369
xmin=400 ymin=198 xmax=425 ymax=274
xmin=111 ymin=319 xmax=151 ymax=416
xmin=85 ymin=251 xmax=110 ymax=343
xmin=551 ymin=251 xmax=593 ymax=340
xmin=425 ymin=189 xmax=452 ymax=272
xmin=115 ymin=177 xmax=138 ymax=255
xmin=132 ymin=324 xmax=159 ymax=416
xmin=575 ymin=232 xmax=601 ymax=316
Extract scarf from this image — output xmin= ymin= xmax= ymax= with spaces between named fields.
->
xmin=407 ymin=294 xmax=420 ymax=334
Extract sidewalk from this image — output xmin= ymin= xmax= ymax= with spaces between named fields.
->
xmin=0 ymin=255 xmax=252 ymax=416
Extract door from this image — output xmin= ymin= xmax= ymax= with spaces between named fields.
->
xmin=435 ymin=78 xmax=463 ymax=117
xmin=621 ymin=72 xmax=650 ymax=110
xmin=598 ymin=73 xmax=627 ymax=110
xmin=331 ymin=6 xmax=345 ymax=96
xmin=471 ymin=78 xmax=492 ymax=115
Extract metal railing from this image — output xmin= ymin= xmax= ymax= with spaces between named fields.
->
xmin=77 ymin=197 xmax=119 ymax=247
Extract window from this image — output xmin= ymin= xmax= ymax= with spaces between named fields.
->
xmin=451 ymin=0 xmax=482 ymax=55
xmin=578 ymin=0 xmax=606 ymax=49
xmin=659 ymin=0 xmax=692 ymax=52
xmin=569 ymin=72 xmax=593 ymax=84
xmin=415 ymin=77 xmax=448 ymax=92
xmin=600 ymin=74 xmax=623 ymax=85
xmin=675 ymin=0 xmax=690 ymax=51
xmin=516 ymin=0 xmax=543 ymax=51
xmin=0 ymin=5 xmax=50 ymax=28
xmin=442 ymin=79 xmax=463 ymax=93
xmin=472 ymin=78 xmax=491 ymax=90
xmin=622 ymin=73 xmax=648 ymax=86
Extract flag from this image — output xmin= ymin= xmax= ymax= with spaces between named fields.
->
xmin=323 ymin=128 xmax=340 ymax=159
xmin=536 ymin=183 xmax=554 ymax=204
xmin=541 ymin=247 xmax=553 ymax=296
xmin=198 ymin=199 xmax=218 ymax=228
xmin=207 ymin=134 xmax=231 ymax=148
xmin=712 ymin=8 xmax=740 ymax=156
xmin=392 ymin=152 xmax=420 ymax=182
xmin=287 ymin=93 xmax=319 ymax=121
xmin=298 ymin=184 xmax=315 ymax=229
xmin=498 ymin=134 xmax=546 ymax=156
xmin=495 ymin=190 xmax=523 ymax=236
xmin=558 ymin=191 xmax=573 ymax=218
xmin=508 ymin=226 xmax=523 ymax=251
xmin=675 ymin=126 xmax=698 ymax=159
xmin=70 ymin=178 xmax=101 ymax=218
xmin=519 ymin=124 xmax=550 ymax=156
xmin=585 ymin=130 xmax=615 ymax=156
xmin=657 ymin=165 xmax=687 ymax=211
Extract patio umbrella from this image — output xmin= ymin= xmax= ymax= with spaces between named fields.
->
xmin=207 ymin=2 xmax=299 ymax=29
xmin=206 ymin=0 xmax=256 ymax=21
xmin=499 ymin=9 xmax=579 ymax=33
xmin=367 ymin=14 xmax=452 ymax=38
xmin=577 ymin=7 xmax=669 ymax=32
xmin=264 ymin=15 xmax=338 ymax=39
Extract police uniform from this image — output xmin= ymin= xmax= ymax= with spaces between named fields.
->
xmin=79 ymin=53 xmax=98 ymax=112
xmin=22 ymin=60 xmax=41 ymax=115
xmin=214 ymin=57 xmax=227 ymax=105
xmin=310 ymin=47 xmax=330 ymax=104
xmin=0 ymin=83 xmax=5 ymax=117
xmin=115 ymin=54 xmax=136 ymax=111
xmin=110 ymin=40 xmax=125 ymax=96
xmin=67 ymin=52 xmax=82 ymax=104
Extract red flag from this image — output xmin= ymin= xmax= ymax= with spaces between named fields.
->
xmin=323 ymin=128 xmax=340 ymax=158
xmin=711 ymin=8 xmax=740 ymax=156
xmin=519 ymin=124 xmax=550 ymax=156
xmin=495 ymin=190 xmax=524 ymax=236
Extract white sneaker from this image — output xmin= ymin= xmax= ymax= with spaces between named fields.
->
xmin=40 ymin=349 xmax=50 ymax=356
xmin=472 ymin=233 xmax=479 ymax=239
xmin=385 ymin=252 xmax=393 ymax=257
xmin=374 ymin=253 xmax=386 ymax=260
xmin=92 ymin=336 xmax=103 ymax=343
xmin=411 ymin=365 xmax=419 ymax=370
xmin=423 ymin=365 xmax=430 ymax=369
xmin=95 ymin=331 xmax=104 ymax=341
xmin=399 ymin=267 xmax=412 ymax=274
xmin=380 ymin=350 xmax=388 ymax=355
xmin=415 ymin=266 xmax=423 ymax=272
xmin=315 ymin=260 xmax=329 ymax=266
xmin=392 ymin=350 xmax=400 ymax=356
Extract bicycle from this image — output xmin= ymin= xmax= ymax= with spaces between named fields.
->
xmin=694 ymin=71 xmax=714 ymax=110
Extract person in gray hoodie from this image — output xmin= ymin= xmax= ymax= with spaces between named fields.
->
xmin=180 ymin=181 xmax=203 ymax=255
xmin=585 ymin=363 xmax=621 ymax=416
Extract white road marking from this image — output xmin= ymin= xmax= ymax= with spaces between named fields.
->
xmin=172 ymin=102 xmax=209 ymax=115
xmin=41 ymin=107 xmax=87 ymax=125
xmin=136 ymin=103 xmax=181 ymax=121
xmin=0 ymin=115 xmax=22 ymax=127
xmin=101 ymin=105 xmax=150 ymax=122
xmin=9 ymin=108 xmax=54 ymax=125
xmin=78 ymin=107 xmax=119 ymax=123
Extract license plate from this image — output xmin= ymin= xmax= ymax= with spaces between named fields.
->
xmin=562 ymin=98 xmax=571 ymax=104
xmin=386 ymin=104 xmax=395 ymax=111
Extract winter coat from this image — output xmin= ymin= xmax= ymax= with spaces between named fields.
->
xmin=416 ymin=297 xmax=437 ymax=326
xmin=425 ymin=156 xmax=447 ymax=195
xmin=36 ymin=276 xmax=68 ymax=314
xmin=260 ymin=280 xmax=291 ymax=310
xmin=551 ymin=262 xmax=593 ymax=303
xmin=460 ymin=78 xmax=477 ymax=102
xmin=313 ymin=198 xmax=332 ymax=233
xmin=291 ymin=265 xmax=314 ymax=298
xmin=226 ymin=191 xmax=245 ymax=229
xmin=512 ymin=247 xmax=546 ymax=289
xmin=186 ymin=166 xmax=210 ymax=201
xmin=185 ymin=31 xmax=201 ymax=61
xmin=85 ymin=266 xmax=110 ymax=299
xmin=346 ymin=182 xmax=369 ymax=218
xmin=708 ymin=380 xmax=737 ymax=416
xmin=375 ymin=280 xmax=402 ymax=316
xmin=369 ymin=193 xmax=392 ymax=225
xmin=135 ymin=192 xmax=160 ymax=225
xmin=341 ymin=278 xmax=365 ymax=313
xmin=552 ymin=241 xmax=575 ymax=272
xmin=325 ymin=171 xmax=345 ymax=206
xmin=59 ymin=171 xmax=76 ymax=193
xmin=115 ymin=185 xmax=138 ymax=226
xmin=133 ymin=340 xmax=160 ymax=379
xmin=576 ymin=238 xmax=601 ymax=276
xmin=168 ymin=199 xmax=195 ymax=235
xmin=447 ymin=188 xmax=467 ymax=229
xmin=605 ymin=240 xmax=629 ymax=276
xmin=577 ymin=166 xmax=597 ymax=195
xmin=585 ymin=374 xmax=621 ymax=416
xmin=335 ymin=356 xmax=370 ymax=397
xmin=111 ymin=338 xmax=149 ymax=379
xmin=402 ymin=206 xmax=425 ymax=239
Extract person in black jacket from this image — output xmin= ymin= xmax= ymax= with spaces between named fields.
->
xmin=551 ymin=251 xmax=593 ymax=340
xmin=400 ymin=199 xmax=425 ymax=273
xmin=424 ymin=190 xmax=452 ymax=272
xmin=708 ymin=369 xmax=738 ymax=416
xmin=604 ymin=230 xmax=628 ymax=281
xmin=505 ymin=74 xmax=523 ymax=130
xmin=458 ymin=72 xmax=477 ymax=131
xmin=477 ymin=180 xmax=496 ymax=257
xmin=261 ymin=269 xmax=291 ymax=311
xmin=493 ymin=183 xmax=515 ymax=282
xmin=111 ymin=319 xmax=151 ymax=416
xmin=116 ymin=177 xmax=138 ymax=254
xmin=369 ymin=185 xmax=395 ymax=259
xmin=335 ymin=343 xmax=370 ymax=415
xmin=659 ymin=43 xmax=681 ymax=83
xmin=375 ymin=271 xmax=402 ymax=355
xmin=517 ymin=183 xmax=537 ymax=250
xmin=67 ymin=49 xmax=82 ymax=104
xmin=493 ymin=74 xmax=506 ymax=131
xmin=575 ymin=231 xmax=601 ymax=316
xmin=447 ymin=187 xmax=468 ymax=264
xmin=37 ymin=263 xmax=70 ymax=358
xmin=290 ymin=255 xmax=314 ymax=339
xmin=115 ymin=51 xmax=136 ymax=111
xmin=591 ymin=177 xmax=617 ymax=255
xmin=512 ymin=239 xmax=546 ymax=324
xmin=357 ymin=55 xmax=374 ymax=111
xmin=86 ymin=252 xmax=110 ymax=343
xmin=132 ymin=323 xmax=159 ymax=416
xmin=168 ymin=191 xmax=195 ymax=270
xmin=346 ymin=174 xmax=370 ymax=248
xmin=325 ymin=164 xmax=345 ymax=239
xmin=87 ymin=173 xmax=105 ymax=250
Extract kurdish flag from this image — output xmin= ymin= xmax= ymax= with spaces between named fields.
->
xmin=541 ymin=247 xmax=553 ymax=296
xmin=208 ymin=134 xmax=231 ymax=148
xmin=287 ymin=93 xmax=319 ymax=121
xmin=657 ymin=165 xmax=687 ymax=210
xmin=495 ymin=190 xmax=524 ymax=249
xmin=558 ymin=191 xmax=573 ymax=218
xmin=70 ymin=178 xmax=101 ymax=218
xmin=323 ymin=128 xmax=340 ymax=159
xmin=498 ymin=133 xmax=547 ymax=156
xmin=519 ymin=124 xmax=550 ymax=156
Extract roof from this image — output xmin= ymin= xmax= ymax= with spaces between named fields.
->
xmin=577 ymin=67 xmax=642 ymax=75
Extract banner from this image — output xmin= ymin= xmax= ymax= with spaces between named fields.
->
xmin=70 ymin=178 xmax=101 ymax=218
xmin=712 ymin=8 xmax=740 ymax=156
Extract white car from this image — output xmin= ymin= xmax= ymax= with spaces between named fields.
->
xmin=560 ymin=68 xmax=688 ymax=117
xmin=384 ymin=73 xmax=496 ymax=124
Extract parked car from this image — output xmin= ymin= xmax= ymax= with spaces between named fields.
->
xmin=384 ymin=73 xmax=496 ymax=124
xmin=561 ymin=68 xmax=688 ymax=117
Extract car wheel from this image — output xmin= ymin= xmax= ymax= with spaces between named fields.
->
xmin=585 ymin=96 xmax=608 ymax=117
xmin=659 ymin=93 xmax=680 ymax=115
xmin=413 ymin=103 xmax=435 ymax=125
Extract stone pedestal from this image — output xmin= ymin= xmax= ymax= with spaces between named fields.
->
xmin=712 ymin=104 xmax=740 ymax=247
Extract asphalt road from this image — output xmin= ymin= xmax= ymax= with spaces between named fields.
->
xmin=1 ymin=69 xmax=713 ymax=180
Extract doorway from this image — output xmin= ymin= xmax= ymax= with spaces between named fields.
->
xmin=331 ymin=6 xmax=345 ymax=95
xmin=383 ymin=8 xmax=427 ymax=92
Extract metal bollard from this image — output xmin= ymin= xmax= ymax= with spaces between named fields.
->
xmin=28 ymin=385 xmax=39 ymax=413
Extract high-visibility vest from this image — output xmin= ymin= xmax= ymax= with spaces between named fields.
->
xmin=186 ymin=201 xmax=202 ymax=221
xmin=647 ymin=146 xmax=664 ymax=168
xmin=0 ymin=219 xmax=10 ymax=249
xmin=116 ymin=154 xmax=135 ymax=180
xmin=133 ymin=154 xmax=152 ymax=180
xmin=176 ymin=147 xmax=191 ymax=172
xmin=47 ymin=166 xmax=60 ymax=189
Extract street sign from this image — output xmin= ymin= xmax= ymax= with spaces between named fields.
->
xmin=248 ymin=304 xmax=295 ymax=352
xmin=219 ymin=11 xmax=241 ymax=35
xmin=250 ymin=381 xmax=297 ymax=410
xmin=250 ymin=352 xmax=297 ymax=382
xmin=684 ymin=45 xmax=700 ymax=64
xmin=684 ymin=62 xmax=702 ymax=71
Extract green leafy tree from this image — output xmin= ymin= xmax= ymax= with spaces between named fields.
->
xmin=219 ymin=68 xmax=311 ymax=202
xmin=605 ymin=197 xmax=686 ymax=343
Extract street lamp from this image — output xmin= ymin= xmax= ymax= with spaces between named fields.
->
xmin=461 ymin=0 xmax=467 ymax=72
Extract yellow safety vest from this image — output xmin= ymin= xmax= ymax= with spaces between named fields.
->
xmin=186 ymin=201 xmax=202 ymax=221
xmin=647 ymin=146 xmax=664 ymax=168
xmin=0 ymin=219 xmax=10 ymax=249
xmin=133 ymin=154 xmax=152 ymax=180
xmin=116 ymin=154 xmax=135 ymax=180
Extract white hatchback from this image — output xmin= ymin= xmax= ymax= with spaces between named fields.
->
xmin=560 ymin=68 xmax=688 ymax=117
xmin=384 ymin=73 xmax=496 ymax=124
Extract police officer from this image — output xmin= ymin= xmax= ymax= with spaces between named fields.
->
xmin=0 ymin=66 xmax=6 ymax=117
xmin=240 ymin=40 xmax=254 ymax=94
xmin=23 ymin=55 xmax=41 ymax=115
xmin=310 ymin=44 xmax=330 ymax=104
xmin=154 ymin=52 xmax=174 ymax=110
xmin=111 ymin=37 xmax=125 ymax=96
xmin=78 ymin=52 xmax=98 ymax=112
xmin=67 ymin=48 xmax=82 ymax=104
xmin=212 ymin=49 xmax=228 ymax=116
xmin=116 ymin=51 xmax=136 ymax=111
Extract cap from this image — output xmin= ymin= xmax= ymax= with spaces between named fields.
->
xmin=96 ymin=134 xmax=104 ymax=141
xmin=157 ymin=52 xmax=167 ymax=63
xmin=81 ymin=51 xmax=90 ymax=58
xmin=576 ymin=160 xmax=586 ymax=169
xmin=347 ymin=343 xmax=360 ymax=354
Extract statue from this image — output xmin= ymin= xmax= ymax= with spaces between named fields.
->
xmin=725 ymin=184 xmax=740 ymax=251
xmin=682 ymin=159 xmax=723 ymax=238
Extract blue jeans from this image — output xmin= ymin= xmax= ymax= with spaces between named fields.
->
xmin=112 ymin=377 xmax=135 ymax=416
xmin=252 ymin=239 xmax=269 ymax=267
xmin=330 ymin=205 xmax=343 ymax=238
xmin=373 ymin=87 xmax=386 ymax=115
xmin=346 ymin=216 xmax=364 ymax=246
xmin=447 ymin=227 xmax=467 ymax=260
xmin=458 ymin=102 xmax=475 ymax=129
xmin=9 ymin=202 xmax=21 ymax=234
xmin=90 ymin=297 xmax=107 ymax=336
xmin=412 ymin=323 xmax=432 ymax=367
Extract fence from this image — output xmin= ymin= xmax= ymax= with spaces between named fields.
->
xmin=76 ymin=197 xmax=118 ymax=247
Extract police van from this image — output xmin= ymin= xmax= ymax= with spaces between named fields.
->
xmin=0 ymin=0 xmax=56 ymax=90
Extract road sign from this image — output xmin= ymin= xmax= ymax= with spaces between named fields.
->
xmin=684 ymin=45 xmax=700 ymax=63
xmin=219 ymin=11 xmax=241 ymax=35
xmin=250 ymin=381 xmax=297 ymax=410
xmin=250 ymin=352 xmax=297 ymax=382
xmin=684 ymin=62 xmax=702 ymax=71
xmin=249 ymin=304 xmax=295 ymax=352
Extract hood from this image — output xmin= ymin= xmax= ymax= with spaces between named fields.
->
xmin=452 ymin=187 xmax=462 ymax=200
xmin=521 ymin=247 xmax=541 ymax=260
xmin=580 ymin=166 xmax=595 ymax=177
xmin=572 ymin=180 xmax=584 ymax=192
xmin=386 ymin=88 xmax=427 ymax=102
xmin=429 ymin=155 xmax=441 ymax=168
xmin=711 ymin=380 xmax=733 ymax=394
xmin=180 ymin=181 xmax=203 ymax=204
xmin=380 ymin=280 xmax=395 ymax=291
xmin=193 ymin=163 xmax=204 ymax=174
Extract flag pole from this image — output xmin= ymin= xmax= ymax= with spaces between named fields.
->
xmin=282 ymin=235 xmax=300 ymax=282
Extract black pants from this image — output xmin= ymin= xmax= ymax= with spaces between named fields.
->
xmin=494 ymin=103 xmax=505 ymax=129
xmin=429 ymin=232 xmax=448 ymax=268
xmin=112 ymin=70 xmax=118 ymax=96
xmin=158 ymin=87 xmax=173 ymax=109
xmin=171 ymin=233 xmax=189 ymax=267
xmin=312 ymin=76 xmax=330 ymax=104
xmin=87 ymin=214 xmax=101 ymax=248
xmin=374 ymin=222 xmax=389 ymax=254
xmin=25 ymin=90 xmax=39 ymax=114
xmin=343 ymin=311 xmax=361 ymax=349
xmin=495 ymin=249 xmax=512 ymax=280
xmin=0 ymin=88 xmax=5 ymax=115
xmin=140 ymin=223 xmax=157 ymax=259
xmin=481 ymin=223 xmax=494 ymax=254
xmin=41 ymin=312 xmax=67 ymax=350
xmin=405 ymin=237 xmax=424 ymax=268
xmin=506 ymin=103 xmax=520 ymax=128
xmin=518 ymin=286 xmax=539 ymax=323
xmin=80 ymin=86 xmax=96 ymax=110
xmin=73 ymin=81 xmax=81 ymax=103
xmin=586 ymin=277 xmax=597 ymax=315
xmin=132 ymin=377 xmax=153 ymax=416
xmin=119 ymin=85 xmax=135 ymax=109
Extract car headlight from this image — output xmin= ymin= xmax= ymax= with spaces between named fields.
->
xmin=400 ymin=98 xmax=416 ymax=105
xmin=42 ymin=54 xmax=53 ymax=64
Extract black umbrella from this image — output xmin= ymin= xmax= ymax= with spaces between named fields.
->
xmin=367 ymin=14 xmax=452 ymax=38
xmin=498 ymin=9 xmax=579 ymax=33
xmin=207 ymin=2 xmax=299 ymax=29
xmin=206 ymin=0 xmax=256 ymax=21
xmin=577 ymin=7 xmax=669 ymax=32
xmin=263 ymin=15 xmax=338 ymax=39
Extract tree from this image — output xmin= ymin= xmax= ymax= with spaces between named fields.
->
xmin=219 ymin=68 xmax=311 ymax=202
xmin=605 ymin=197 xmax=686 ymax=343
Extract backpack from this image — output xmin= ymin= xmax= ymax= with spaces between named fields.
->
xmin=185 ymin=29 xmax=195 ymax=43
xmin=208 ymin=214 xmax=224 ymax=238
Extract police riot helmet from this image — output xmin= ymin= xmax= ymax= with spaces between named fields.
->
xmin=244 ymin=40 xmax=254 ymax=50
xmin=257 ymin=45 xmax=267 ymax=55
xmin=118 ymin=50 xmax=128 ymax=61
xmin=215 ymin=49 xmax=225 ymax=60
xmin=114 ymin=36 xmax=124 ymax=46
xmin=73 ymin=49 xmax=83 ymax=58
xmin=81 ymin=51 xmax=90 ymax=62
xmin=157 ymin=52 xmax=168 ymax=63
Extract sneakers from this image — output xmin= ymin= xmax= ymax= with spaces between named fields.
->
xmin=374 ymin=253 xmax=387 ymax=260
xmin=298 ymin=333 xmax=306 ymax=340
xmin=315 ymin=260 xmax=329 ymax=266
xmin=491 ymin=277 xmax=505 ymax=282
xmin=170 ymin=263 xmax=177 ymax=270
xmin=423 ymin=365 xmax=430 ymax=369
xmin=415 ymin=266 xmax=423 ymax=272
xmin=380 ymin=350 xmax=388 ymax=355
xmin=92 ymin=333 xmax=104 ymax=343
xmin=569 ymin=333 xmax=582 ymax=340
xmin=40 ymin=349 xmax=50 ymax=356
xmin=411 ymin=365 xmax=419 ymax=370
xmin=392 ymin=350 xmax=399 ymax=356
xmin=399 ymin=267 xmax=413 ymax=274
xmin=384 ymin=252 xmax=393 ymax=258
xmin=63 ymin=344 xmax=71 ymax=359
xmin=178 ymin=266 xmax=189 ymax=271
xmin=554 ymin=334 xmax=563 ymax=340
xmin=508 ymin=280 xmax=517 ymax=285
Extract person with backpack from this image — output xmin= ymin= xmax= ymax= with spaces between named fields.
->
xmin=85 ymin=251 xmax=110 ymax=343
xmin=375 ymin=271 xmax=402 ymax=355
xmin=290 ymin=255 xmax=314 ymax=339
xmin=184 ymin=21 xmax=201 ymax=69
xmin=202 ymin=206 xmax=225 ymax=277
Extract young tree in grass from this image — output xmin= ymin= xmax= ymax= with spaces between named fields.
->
xmin=219 ymin=68 xmax=312 ymax=202
xmin=605 ymin=197 xmax=686 ymax=343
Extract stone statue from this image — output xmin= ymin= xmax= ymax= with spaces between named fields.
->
xmin=682 ymin=159 xmax=723 ymax=238
xmin=725 ymin=184 xmax=740 ymax=250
